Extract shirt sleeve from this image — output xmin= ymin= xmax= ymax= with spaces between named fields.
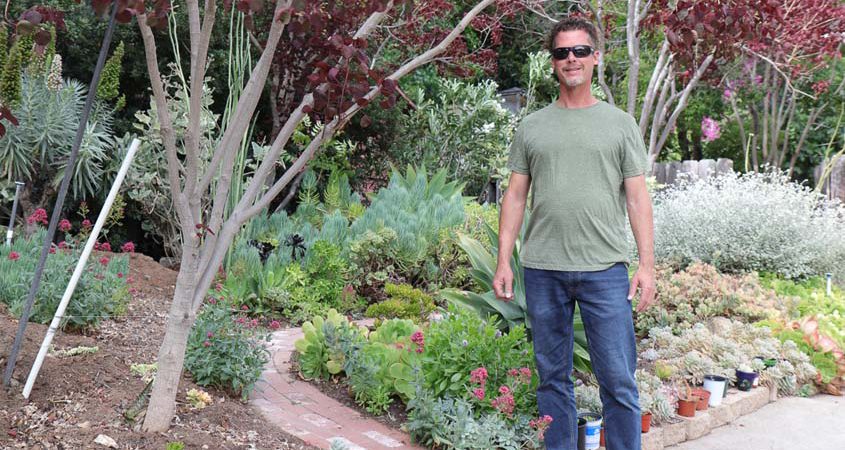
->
xmin=621 ymin=118 xmax=648 ymax=178
xmin=507 ymin=123 xmax=530 ymax=175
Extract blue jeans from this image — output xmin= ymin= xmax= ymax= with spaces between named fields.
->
xmin=525 ymin=263 xmax=640 ymax=450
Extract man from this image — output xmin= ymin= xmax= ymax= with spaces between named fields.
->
xmin=493 ymin=17 xmax=657 ymax=450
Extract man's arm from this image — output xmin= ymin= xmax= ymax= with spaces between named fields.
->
xmin=624 ymin=174 xmax=657 ymax=311
xmin=493 ymin=172 xmax=531 ymax=301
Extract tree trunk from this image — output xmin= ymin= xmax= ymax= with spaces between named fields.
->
xmin=142 ymin=247 xmax=200 ymax=432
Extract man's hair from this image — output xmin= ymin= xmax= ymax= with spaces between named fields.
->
xmin=546 ymin=17 xmax=598 ymax=51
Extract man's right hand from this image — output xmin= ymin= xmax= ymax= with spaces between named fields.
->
xmin=493 ymin=264 xmax=515 ymax=301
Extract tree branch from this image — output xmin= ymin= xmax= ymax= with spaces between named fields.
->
xmin=639 ymin=40 xmax=670 ymax=134
xmin=654 ymin=53 xmax=714 ymax=158
xmin=354 ymin=0 xmax=394 ymax=39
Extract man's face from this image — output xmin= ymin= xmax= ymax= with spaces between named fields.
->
xmin=551 ymin=30 xmax=598 ymax=89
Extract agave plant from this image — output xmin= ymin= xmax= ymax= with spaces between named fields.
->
xmin=441 ymin=217 xmax=592 ymax=374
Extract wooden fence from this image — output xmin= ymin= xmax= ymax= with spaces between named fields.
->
xmin=651 ymin=158 xmax=734 ymax=186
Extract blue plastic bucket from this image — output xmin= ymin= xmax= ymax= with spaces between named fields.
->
xmin=578 ymin=412 xmax=603 ymax=450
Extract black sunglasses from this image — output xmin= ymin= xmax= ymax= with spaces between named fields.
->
xmin=551 ymin=45 xmax=593 ymax=60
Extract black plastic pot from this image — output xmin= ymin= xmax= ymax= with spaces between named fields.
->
xmin=577 ymin=417 xmax=587 ymax=450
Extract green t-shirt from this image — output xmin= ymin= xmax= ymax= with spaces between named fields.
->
xmin=506 ymin=101 xmax=648 ymax=271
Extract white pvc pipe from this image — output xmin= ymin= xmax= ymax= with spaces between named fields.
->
xmin=23 ymin=139 xmax=140 ymax=398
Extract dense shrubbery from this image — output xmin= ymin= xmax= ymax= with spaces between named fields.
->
xmin=649 ymin=171 xmax=845 ymax=280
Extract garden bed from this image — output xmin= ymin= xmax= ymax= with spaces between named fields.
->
xmin=0 ymin=253 xmax=316 ymax=450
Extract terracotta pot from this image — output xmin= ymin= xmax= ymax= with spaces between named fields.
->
xmin=641 ymin=412 xmax=652 ymax=433
xmin=677 ymin=396 xmax=699 ymax=417
xmin=692 ymin=388 xmax=711 ymax=410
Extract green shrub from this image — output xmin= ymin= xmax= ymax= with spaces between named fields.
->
xmin=429 ymin=201 xmax=499 ymax=290
xmin=421 ymin=306 xmax=536 ymax=407
xmin=761 ymin=273 xmax=845 ymax=349
xmin=185 ymin=300 xmax=270 ymax=398
xmin=294 ymin=309 xmax=365 ymax=381
xmin=365 ymin=283 xmax=435 ymax=324
xmin=648 ymin=171 xmax=845 ymax=280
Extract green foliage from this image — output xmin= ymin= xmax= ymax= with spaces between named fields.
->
xmin=294 ymin=309 xmax=364 ymax=381
xmin=389 ymin=78 xmax=515 ymax=196
xmin=634 ymin=263 xmax=787 ymax=335
xmin=429 ymin=201 xmax=499 ymax=290
xmin=406 ymin=393 xmax=542 ymax=449
xmin=345 ymin=318 xmax=423 ymax=412
xmin=440 ymin=224 xmax=592 ymax=373
xmin=365 ymin=283 xmax=435 ymax=325
xmin=0 ymin=25 xmax=7 ymax=73
xmin=761 ymin=273 xmax=845 ymax=349
xmin=421 ymin=306 xmax=535 ymax=403
xmin=185 ymin=299 xmax=270 ymax=398
xmin=165 ymin=442 xmax=186 ymax=450
xmin=0 ymin=229 xmax=129 ymax=330
xmin=97 ymin=40 xmax=124 ymax=103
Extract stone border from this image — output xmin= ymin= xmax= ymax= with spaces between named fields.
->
xmin=638 ymin=384 xmax=777 ymax=450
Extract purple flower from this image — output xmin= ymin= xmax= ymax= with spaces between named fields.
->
xmin=701 ymin=116 xmax=721 ymax=143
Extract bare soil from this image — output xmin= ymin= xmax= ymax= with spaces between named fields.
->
xmin=0 ymin=252 xmax=318 ymax=450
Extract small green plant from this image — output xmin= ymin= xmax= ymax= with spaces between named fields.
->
xmin=165 ymin=442 xmax=185 ymax=450
xmin=184 ymin=300 xmax=270 ymax=398
xmin=365 ymin=283 xmax=435 ymax=325
xmin=186 ymin=388 xmax=213 ymax=409
xmin=294 ymin=309 xmax=364 ymax=380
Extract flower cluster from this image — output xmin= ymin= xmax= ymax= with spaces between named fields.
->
xmin=94 ymin=242 xmax=112 ymax=252
xmin=491 ymin=385 xmax=515 ymax=416
xmin=58 ymin=219 xmax=72 ymax=233
xmin=27 ymin=208 xmax=48 ymax=226
xmin=507 ymin=367 xmax=532 ymax=384
xmin=410 ymin=330 xmax=425 ymax=353
xmin=121 ymin=241 xmax=135 ymax=253
xmin=700 ymin=116 xmax=721 ymax=142
xmin=529 ymin=415 xmax=554 ymax=440
xmin=8 ymin=251 xmax=20 ymax=261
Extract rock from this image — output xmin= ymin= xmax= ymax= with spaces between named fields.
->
xmin=159 ymin=257 xmax=179 ymax=269
xmin=77 ymin=421 xmax=91 ymax=429
xmin=93 ymin=434 xmax=118 ymax=448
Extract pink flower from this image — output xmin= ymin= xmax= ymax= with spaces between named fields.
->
xmin=99 ymin=242 xmax=111 ymax=252
xmin=410 ymin=330 xmax=425 ymax=353
xmin=491 ymin=391 xmax=515 ymax=416
xmin=128 ymin=287 xmax=138 ymax=296
xmin=117 ymin=272 xmax=123 ymax=278
xmin=472 ymin=388 xmax=486 ymax=401
xmin=58 ymin=241 xmax=67 ymax=249
xmin=8 ymin=251 xmax=20 ymax=261
xmin=250 ymin=318 xmax=259 ymax=328
xmin=530 ymin=415 xmax=554 ymax=440
xmin=207 ymin=331 xmax=214 ymax=338
xmin=26 ymin=209 xmax=48 ymax=226
xmin=508 ymin=368 xmax=519 ymax=377
xmin=121 ymin=241 xmax=135 ymax=253
xmin=81 ymin=219 xmax=92 ymax=229
xmin=214 ymin=283 xmax=223 ymax=292
xmin=241 ymin=304 xmax=249 ymax=311
xmin=701 ymin=116 xmax=721 ymax=142
xmin=208 ymin=297 xmax=217 ymax=305
xmin=58 ymin=219 xmax=72 ymax=233
xmin=499 ymin=385 xmax=511 ymax=395
xmin=99 ymin=256 xmax=109 ymax=266
xmin=470 ymin=367 xmax=489 ymax=386
xmin=49 ymin=246 xmax=56 ymax=254
xmin=203 ymin=340 xmax=212 ymax=347
xmin=520 ymin=367 xmax=532 ymax=378
xmin=269 ymin=320 xmax=281 ymax=330
xmin=93 ymin=242 xmax=100 ymax=251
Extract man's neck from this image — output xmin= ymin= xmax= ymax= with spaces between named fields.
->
xmin=555 ymin=84 xmax=597 ymax=109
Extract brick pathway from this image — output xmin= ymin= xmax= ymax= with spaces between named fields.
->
xmin=250 ymin=325 xmax=424 ymax=450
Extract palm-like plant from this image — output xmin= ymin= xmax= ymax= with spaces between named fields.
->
xmin=441 ymin=217 xmax=592 ymax=373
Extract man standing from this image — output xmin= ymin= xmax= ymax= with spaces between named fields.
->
xmin=493 ymin=17 xmax=657 ymax=450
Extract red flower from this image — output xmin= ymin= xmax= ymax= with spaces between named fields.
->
xmin=203 ymin=340 xmax=212 ymax=347
xmin=8 ymin=251 xmax=20 ymax=261
xmin=49 ymin=246 xmax=56 ymax=254
xmin=241 ymin=304 xmax=249 ymax=311
xmin=472 ymin=387 xmax=486 ymax=401
xmin=470 ymin=367 xmax=488 ymax=386
xmin=121 ymin=241 xmax=135 ymax=253
xmin=100 ymin=242 xmax=111 ymax=252
xmin=81 ymin=219 xmax=92 ymax=229
xmin=58 ymin=219 xmax=72 ymax=232
xmin=26 ymin=209 xmax=48 ymax=226
xmin=58 ymin=241 xmax=67 ymax=249
xmin=269 ymin=320 xmax=281 ymax=330
xmin=117 ymin=272 xmax=123 ymax=278
xmin=499 ymin=385 xmax=511 ymax=395
xmin=208 ymin=297 xmax=217 ymax=305
xmin=99 ymin=256 xmax=109 ymax=266
xmin=207 ymin=331 xmax=214 ymax=338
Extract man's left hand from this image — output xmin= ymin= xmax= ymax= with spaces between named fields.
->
xmin=628 ymin=267 xmax=656 ymax=312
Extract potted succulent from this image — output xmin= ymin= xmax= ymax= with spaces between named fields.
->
xmin=676 ymin=380 xmax=699 ymax=417
xmin=691 ymin=387 xmax=711 ymax=411
xmin=638 ymin=391 xmax=654 ymax=433
xmin=736 ymin=364 xmax=757 ymax=392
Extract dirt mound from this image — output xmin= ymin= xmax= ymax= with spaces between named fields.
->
xmin=1 ymin=253 xmax=315 ymax=449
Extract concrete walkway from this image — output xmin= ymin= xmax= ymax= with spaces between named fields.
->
xmin=667 ymin=394 xmax=845 ymax=450
xmin=249 ymin=325 xmax=424 ymax=450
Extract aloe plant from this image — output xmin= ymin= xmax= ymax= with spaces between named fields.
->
xmin=441 ymin=219 xmax=592 ymax=373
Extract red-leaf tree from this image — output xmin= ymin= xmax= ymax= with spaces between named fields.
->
xmin=124 ymin=0 xmax=520 ymax=432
